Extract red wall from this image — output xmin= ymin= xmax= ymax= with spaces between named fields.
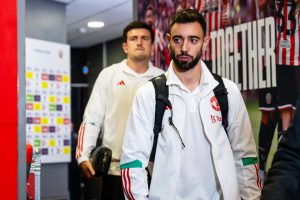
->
xmin=0 ymin=0 xmax=18 ymax=198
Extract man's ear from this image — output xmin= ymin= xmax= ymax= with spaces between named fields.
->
xmin=167 ymin=33 xmax=171 ymax=49
xmin=122 ymin=42 xmax=128 ymax=54
xmin=202 ymin=36 xmax=210 ymax=52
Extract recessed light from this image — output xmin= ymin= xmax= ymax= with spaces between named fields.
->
xmin=87 ymin=21 xmax=104 ymax=28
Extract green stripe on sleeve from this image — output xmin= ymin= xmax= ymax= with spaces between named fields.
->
xmin=242 ymin=157 xmax=258 ymax=166
xmin=120 ymin=160 xmax=142 ymax=169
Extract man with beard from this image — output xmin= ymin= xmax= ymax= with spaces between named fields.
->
xmin=120 ymin=9 xmax=261 ymax=200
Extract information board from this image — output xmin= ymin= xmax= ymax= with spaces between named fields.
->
xmin=26 ymin=38 xmax=71 ymax=163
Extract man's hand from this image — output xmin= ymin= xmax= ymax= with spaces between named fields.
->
xmin=79 ymin=160 xmax=96 ymax=179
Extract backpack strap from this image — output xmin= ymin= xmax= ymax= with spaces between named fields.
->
xmin=212 ymin=73 xmax=229 ymax=133
xmin=149 ymin=74 xmax=169 ymax=163
xmin=146 ymin=74 xmax=170 ymax=187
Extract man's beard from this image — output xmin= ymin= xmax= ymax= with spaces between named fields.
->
xmin=171 ymin=48 xmax=202 ymax=72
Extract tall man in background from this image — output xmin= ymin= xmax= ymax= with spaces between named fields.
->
xmin=75 ymin=21 xmax=163 ymax=200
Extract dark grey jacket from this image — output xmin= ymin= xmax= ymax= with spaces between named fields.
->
xmin=261 ymin=100 xmax=300 ymax=200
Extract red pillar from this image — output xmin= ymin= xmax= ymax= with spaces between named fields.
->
xmin=0 ymin=0 xmax=18 ymax=198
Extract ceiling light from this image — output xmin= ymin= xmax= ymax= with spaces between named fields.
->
xmin=87 ymin=21 xmax=104 ymax=28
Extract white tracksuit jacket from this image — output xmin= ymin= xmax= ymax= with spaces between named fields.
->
xmin=121 ymin=61 xmax=261 ymax=199
xmin=76 ymin=59 xmax=164 ymax=175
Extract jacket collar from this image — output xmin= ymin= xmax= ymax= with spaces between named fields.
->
xmin=166 ymin=60 xmax=219 ymax=98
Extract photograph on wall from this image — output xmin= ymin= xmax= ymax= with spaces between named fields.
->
xmin=137 ymin=0 xmax=276 ymax=90
xmin=26 ymin=38 xmax=71 ymax=163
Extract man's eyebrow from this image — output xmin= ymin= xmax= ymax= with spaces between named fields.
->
xmin=129 ymin=35 xmax=150 ymax=38
xmin=187 ymin=35 xmax=201 ymax=40
xmin=171 ymin=35 xmax=183 ymax=39
xmin=172 ymin=35 xmax=201 ymax=39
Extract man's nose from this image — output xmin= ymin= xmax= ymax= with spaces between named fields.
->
xmin=137 ymin=37 xmax=142 ymax=45
xmin=181 ymin=40 xmax=189 ymax=52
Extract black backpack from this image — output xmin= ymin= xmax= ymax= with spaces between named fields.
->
xmin=146 ymin=73 xmax=228 ymax=185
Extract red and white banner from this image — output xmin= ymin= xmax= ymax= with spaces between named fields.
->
xmin=137 ymin=0 xmax=280 ymax=91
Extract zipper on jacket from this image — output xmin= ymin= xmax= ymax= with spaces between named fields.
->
xmin=168 ymin=117 xmax=186 ymax=149
xmin=160 ymin=95 xmax=185 ymax=149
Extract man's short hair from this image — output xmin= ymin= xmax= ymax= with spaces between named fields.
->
xmin=169 ymin=9 xmax=206 ymax=35
xmin=123 ymin=21 xmax=154 ymax=43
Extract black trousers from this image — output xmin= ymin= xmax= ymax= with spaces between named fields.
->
xmin=101 ymin=175 xmax=125 ymax=200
